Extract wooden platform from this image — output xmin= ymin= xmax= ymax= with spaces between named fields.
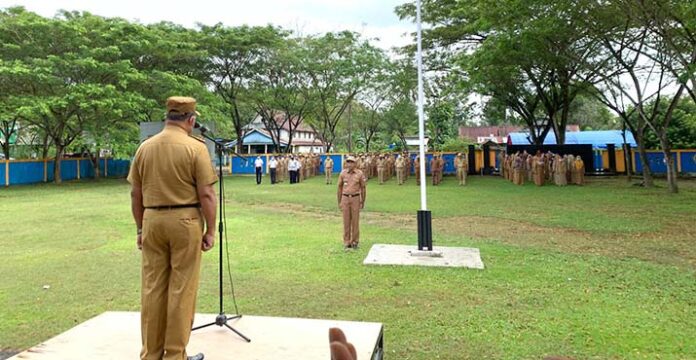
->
xmin=9 ymin=312 xmax=383 ymax=360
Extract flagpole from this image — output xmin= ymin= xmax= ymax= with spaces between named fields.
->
xmin=416 ymin=0 xmax=427 ymax=210
xmin=415 ymin=0 xmax=432 ymax=251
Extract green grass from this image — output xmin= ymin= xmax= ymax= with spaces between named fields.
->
xmin=1 ymin=175 xmax=695 ymax=359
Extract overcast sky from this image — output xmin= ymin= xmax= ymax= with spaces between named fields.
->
xmin=0 ymin=0 xmax=415 ymax=51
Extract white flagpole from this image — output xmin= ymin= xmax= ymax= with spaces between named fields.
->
xmin=416 ymin=0 xmax=427 ymax=211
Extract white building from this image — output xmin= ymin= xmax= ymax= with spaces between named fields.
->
xmin=235 ymin=114 xmax=328 ymax=154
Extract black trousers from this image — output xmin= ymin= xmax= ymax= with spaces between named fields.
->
xmin=290 ymin=170 xmax=297 ymax=184
xmin=270 ymin=168 xmax=277 ymax=184
xmin=255 ymin=167 xmax=262 ymax=184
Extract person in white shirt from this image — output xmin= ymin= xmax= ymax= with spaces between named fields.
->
xmin=269 ymin=156 xmax=278 ymax=184
xmin=254 ymin=156 xmax=264 ymax=185
xmin=288 ymin=156 xmax=301 ymax=184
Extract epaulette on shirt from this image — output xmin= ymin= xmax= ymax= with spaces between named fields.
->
xmin=189 ymin=134 xmax=206 ymax=144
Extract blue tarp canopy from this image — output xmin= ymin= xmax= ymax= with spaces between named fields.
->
xmin=507 ymin=130 xmax=637 ymax=149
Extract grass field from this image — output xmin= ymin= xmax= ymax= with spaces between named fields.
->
xmin=1 ymin=175 xmax=695 ymax=359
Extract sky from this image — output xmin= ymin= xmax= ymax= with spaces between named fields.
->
xmin=0 ymin=0 xmax=415 ymax=51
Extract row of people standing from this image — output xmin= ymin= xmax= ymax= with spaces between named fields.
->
xmin=252 ymin=152 xmax=473 ymax=186
xmin=343 ymin=151 xmax=470 ymax=186
xmin=501 ymin=151 xmax=585 ymax=186
xmin=254 ymin=154 xmax=324 ymax=185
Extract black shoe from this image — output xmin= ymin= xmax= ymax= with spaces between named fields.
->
xmin=352 ymin=243 xmax=359 ymax=250
xmin=187 ymin=353 xmax=204 ymax=360
xmin=343 ymin=244 xmax=352 ymax=251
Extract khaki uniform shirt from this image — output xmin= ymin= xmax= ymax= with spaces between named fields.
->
xmin=127 ymin=125 xmax=218 ymax=207
xmin=338 ymin=169 xmax=366 ymax=195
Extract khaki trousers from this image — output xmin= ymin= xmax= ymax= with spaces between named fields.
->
xmin=141 ymin=207 xmax=203 ymax=360
xmin=432 ymin=171 xmax=441 ymax=185
xmin=340 ymin=195 xmax=361 ymax=246
xmin=325 ymin=169 xmax=332 ymax=184
xmin=457 ymin=168 xmax=467 ymax=185
xmin=377 ymin=168 xmax=385 ymax=184
xmin=396 ymin=167 xmax=404 ymax=184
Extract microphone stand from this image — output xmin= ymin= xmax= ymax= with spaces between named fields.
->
xmin=191 ymin=124 xmax=251 ymax=342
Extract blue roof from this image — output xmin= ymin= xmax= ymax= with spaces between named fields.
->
xmin=507 ymin=130 xmax=637 ymax=149
xmin=226 ymin=129 xmax=288 ymax=147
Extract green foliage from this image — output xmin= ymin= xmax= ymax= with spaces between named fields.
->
xmin=643 ymin=99 xmax=696 ymax=149
xmin=441 ymin=137 xmax=475 ymax=152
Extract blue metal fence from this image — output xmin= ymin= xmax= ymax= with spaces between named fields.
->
xmin=2 ymin=158 xmax=130 ymax=187
xmin=679 ymin=152 xmax=696 ymax=173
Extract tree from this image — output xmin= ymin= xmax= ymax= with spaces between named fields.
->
xmin=644 ymin=99 xmax=696 ymax=149
xmin=397 ymin=0 xmax=604 ymax=144
xmin=248 ymin=37 xmax=312 ymax=154
xmin=580 ymin=0 xmax=688 ymax=192
xmin=199 ymin=24 xmax=285 ymax=152
xmin=301 ymin=31 xmax=386 ymax=152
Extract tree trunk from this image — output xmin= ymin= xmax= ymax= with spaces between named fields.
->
xmin=1 ymin=141 xmax=9 ymax=160
xmin=658 ymin=134 xmax=678 ymax=193
xmin=42 ymin=133 xmax=51 ymax=160
xmin=54 ymin=144 xmax=64 ymax=184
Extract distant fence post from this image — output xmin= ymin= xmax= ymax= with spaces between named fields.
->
xmin=4 ymin=160 xmax=8 ymax=187
xmin=676 ymin=150 xmax=682 ymax=173
xmin=77 ymin=159 xmax=81 ymax=180
xmin=43 ymin=159 xmax=48 ymax=182
xmin=104 ymin=158 xmax=108 ymax=177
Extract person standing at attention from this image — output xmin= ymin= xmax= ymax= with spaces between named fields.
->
xmin=337 ymin=156 xmax=366 ymax=250
xmin=254 ymin=156 xmax=264 ymax=185
xmin=128 ymin=96 xmax=216 ymax=360
xmin=269 ymin=156 xmax=278 ymax=184
xmin=325 ymin=156 xmax=334 ymax=184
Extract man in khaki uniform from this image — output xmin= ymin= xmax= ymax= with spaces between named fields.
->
xmin=376 ymin=155 xmax=386 ymax=184
xmin=337 ymin=156 xmax=366 ymax=249
xmin=325 ymin=156 xmax=334 ymax=184
xmin=430 ymin=154 xmax=440 ymax=185
xmin=437 ymin=154 xmax=445 ymax=184
xmin=128 ymin=97 xmax=217 ymax=360
xmin=454 ymin=152 xmax=468 ymax=186
xmin=395 ymin=155 xmax=405 ymax=185
xmin=414 ymin=155 xmax=421 ymax=185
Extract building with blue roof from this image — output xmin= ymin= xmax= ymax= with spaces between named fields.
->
xmin=507 ymin=130 xmax=637 ymax=149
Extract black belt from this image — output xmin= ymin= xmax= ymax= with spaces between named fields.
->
xmin=342 ymin=193 xmax=361 ymax=198
xmin=145 ymin=203 xmax=200 ymax=210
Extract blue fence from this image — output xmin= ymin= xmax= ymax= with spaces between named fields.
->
xmin=586 ymin=149 xmax=696 ymax=175
xmin=2 ymin=158 xmax=131 ymax=187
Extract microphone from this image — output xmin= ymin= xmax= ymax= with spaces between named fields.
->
xmin=194 ymin=122 xmax=208 ymax=133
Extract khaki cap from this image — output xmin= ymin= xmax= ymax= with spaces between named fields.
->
xmin=166 ymin=96 xmax=200 ymax=116
xmin=345 ymin=155 xmax=356 ymax=162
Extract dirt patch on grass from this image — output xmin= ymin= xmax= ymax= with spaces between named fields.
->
xmin=246 ymin=201 xmax=696 ymax=268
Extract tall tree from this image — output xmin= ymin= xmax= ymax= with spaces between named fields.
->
xmin=301 ymin=31 xmax=385 ymax=152
xmin=199 ymin=24 xmax=285 ymax=152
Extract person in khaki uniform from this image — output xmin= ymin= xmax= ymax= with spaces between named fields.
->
xmin=395 ymin=155 xmax=405 ymax=185
xmin=572 ymin=155 xmax=585 ymax=185
xmin=128 ymin=97 xmax=217 ymax=360
xmin=376 ymin=155 xmax=386 ymax=184
xmin=437 ymin=154 xmax=445 ymax=184
xmin=324 ymin=156 xmax=334 ymax=184
xmin=430 ymin=154 xmax=441 ymax=185
xmin=337 ymin=156 xmax=366 ymax=249
xmin=414 ymin=155 xmax=421 ymax=185
xmin=454 ymin=152 xmax=468 ymax=186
